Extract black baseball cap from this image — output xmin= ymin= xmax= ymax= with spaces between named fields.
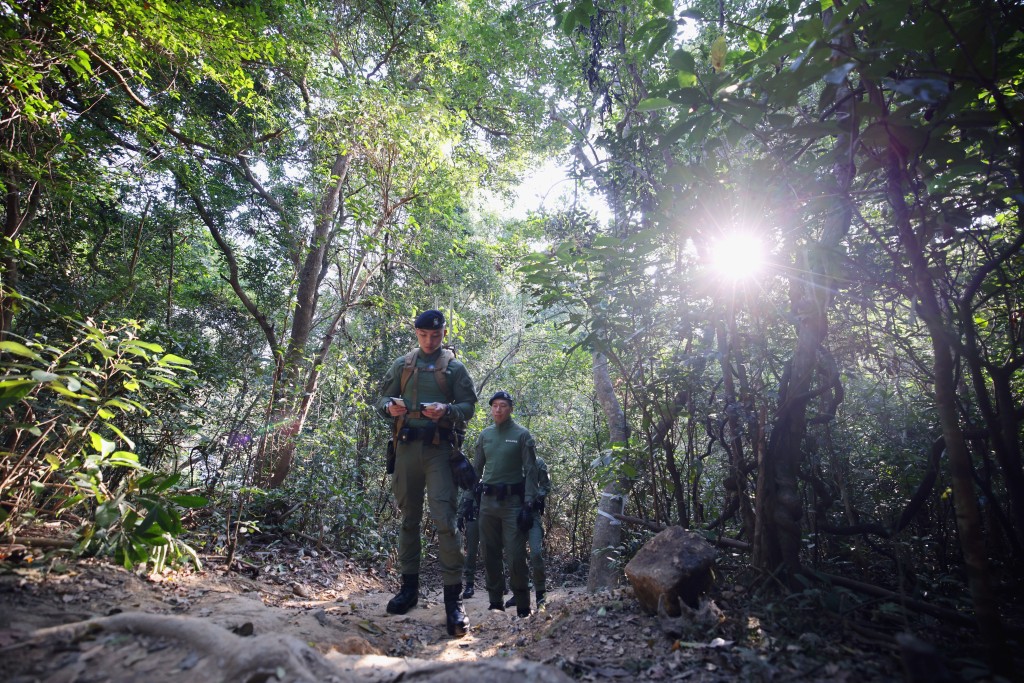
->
xmin=414 ymin=309 xmax=445 ymax=329
xmin=489 ymin=390 xmax=514 ymax=406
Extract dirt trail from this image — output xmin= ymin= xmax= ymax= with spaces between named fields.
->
xmin=0 ymin=554 xmax=588 ymax=682
xmin=0 ymin=545 xmax=969 ymax=682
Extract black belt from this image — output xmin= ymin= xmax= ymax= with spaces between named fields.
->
xmin=397 ymin=425 xmax=452 ymax=444
xmin=480 ymin=482 xmax=525 ymax=500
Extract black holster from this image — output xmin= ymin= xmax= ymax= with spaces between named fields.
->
xmin=386 ymin=437 xmax=396 ymax=474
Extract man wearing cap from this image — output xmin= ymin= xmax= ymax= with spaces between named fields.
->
xmin=474 ymin=390 xmax=539 ymax=617
xmin=376 ymin=309 xmax=477 ymax=637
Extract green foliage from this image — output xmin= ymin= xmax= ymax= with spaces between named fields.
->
xmin=0 ymin=295 xmax=205 ymax=569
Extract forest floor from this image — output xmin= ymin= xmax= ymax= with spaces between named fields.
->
xmin=0 ymin=535 xmax=1018 ymax=682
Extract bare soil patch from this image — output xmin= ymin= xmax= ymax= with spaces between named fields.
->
xmin=0 ymin=539 xmax=1015 ymax=682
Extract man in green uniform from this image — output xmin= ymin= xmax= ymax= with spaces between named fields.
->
xmin=377 ymin=309 xmax=477 ymax=637
xmin=506 ymin=456 xmax=550 ymax=610
xmin=474 ymin=390 xmax=538 ymax=617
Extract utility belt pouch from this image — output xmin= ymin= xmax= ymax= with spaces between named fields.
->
xmin=481 ymin=482 xmax=524 ymax=500
xmin=399 ymin=425 xmax=445 ymax=444
xmin=386 ymin=438 xmax=396 ymax=474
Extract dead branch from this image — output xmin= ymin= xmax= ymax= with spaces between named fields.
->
xmin=798 ymin=569 xmax=974 ymax=627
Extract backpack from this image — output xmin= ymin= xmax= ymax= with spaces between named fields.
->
xmin=399 ymin=347 xmax=455 ymax=404
xmin=393 ymin=347 xmax=465 ymax=446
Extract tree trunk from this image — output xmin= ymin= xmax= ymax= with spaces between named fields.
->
xmin=587 ymin=351 xmax=629 ymax=592
xmin=753 ymin=9 xmax=856 ymax=579
xmin=260 ymin=154 xmax=351 ymax=488
xmin=716 ymin=318 xmax=756 ymax=541
xmin=886 ymin=146 xmax=1006 ymax=667
xmin=962 ymin=341 xmax=1024 ymax=550
xmin=1 ymin=172 xmax=39 ymax=340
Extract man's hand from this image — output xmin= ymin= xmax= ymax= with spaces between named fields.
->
xmin=457 ymin=497 xmax=475 ymax=532
xmin=422 ymin=402 xmax=449 ymax=421
xmin=458 ymin=497 xmax=477 ymax=523
xmin=387 ymin=399 xmax=408 ymax=417
xmin=516 ymin=505 xmax=533 ymax=534
xmin=450 ymin=454 xmax=478 ymax=490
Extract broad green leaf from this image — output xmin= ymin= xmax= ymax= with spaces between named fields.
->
xmin=644 ymin=22 xmax=676 ymax=62
xmin=89 ymin=432 xmax=115 ymax=458
xmin=122 ymin=339 xmax=164 ymax=353
xmin=154 ymin=473 xmax=183 ymax=492
xmin=669 ymin=49 xmax=696 ymax=73
xmin=91 ymin=342 xmax=116 ymax=359
xmin=95 ymin=501 xmax=119 ymax=529
xmin=158 ymin=353 xmax=192 ymax=366
xmin=885 ymin=77 xmax=951 ymax=104
xmin=0 ymin=341 xmax=43 ymax=361
xmin=668 ymin=87 xmax=703 ymax=107
xmin=636 ymin=97 xmax=675 ymax=111
xmin=171 ymin=494 xmax=209 ymax=508
xmin=824 ymin=63 xmax=855 ymax=85
xmin=677 ymin=71 xmax=697 ymax=88
xmin=104 ymin=398 xmax=137 ymax=412
xmin=0 ymin=379 xmax=36 ymax=409
xmin=102 ymin=422 xmax=136 ymax=450
xmin=135 ymin=504 xmax=162 ymax=535
xmin=109 ymin=451 xmax=142 ymax=468
xmin=121 ymin=347 xmax=151 ymax=360
xmin=652 ymin=0 xmax=672 ymax=14
xmin=47 ymin=382 xmax=95 ymax=400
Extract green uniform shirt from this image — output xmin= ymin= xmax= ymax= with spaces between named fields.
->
xmin=375 ymin=348 xmax=476 ymax=428
xmin=473 ymin=418 xmax=538 ymax=505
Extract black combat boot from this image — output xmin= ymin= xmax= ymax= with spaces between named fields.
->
xmin=514 ymin=591 xmax=531 ymax=617
xmin=504 ymin=594 xmax=516 ymax=608
xmin=536 ymin=590 xmax=546 ymax=609
xmin=386 ymin=574 xmax=419 ymax=615
xmin=444 ymin=584 xmax=470 ymax=637
xmin=461 ymin=581 xmax=475 ymax=599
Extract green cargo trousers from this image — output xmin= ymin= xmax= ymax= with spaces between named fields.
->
xmin=463 ymin=515 xmax=480 ymax=585
xmin=479 ymin=492 xmax=529 ymax=608
xmin=527 ymin=515 xmax=545 ymax=595
xmin=392 ymin=439 xmax=463 ymax=585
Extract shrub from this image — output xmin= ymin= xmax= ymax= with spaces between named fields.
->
xmin=0 ymin=305 xmax=206 ymax=569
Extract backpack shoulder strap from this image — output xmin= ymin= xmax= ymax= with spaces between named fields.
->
xmin=400 ymin=348 xmax=419 ymax=395
xmin=434 ymin=348 xmax=456 ymax=400
xmin=399 ymin=347 xmax=456 ymax=403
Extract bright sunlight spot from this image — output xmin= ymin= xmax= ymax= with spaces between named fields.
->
xmin=708 ymin=233 xmax=767 ymax=282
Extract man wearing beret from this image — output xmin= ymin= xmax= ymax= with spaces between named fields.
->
xmin=474 ymin=390 xmax=539 ymax=617
xmin=376 ymin=309 xmax=478 ymax=637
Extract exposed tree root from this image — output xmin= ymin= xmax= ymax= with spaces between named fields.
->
xmin=28 ymin=612 xmax=343 ymax=682
xmin=21 ymin=611 xmax=573 ymax=683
